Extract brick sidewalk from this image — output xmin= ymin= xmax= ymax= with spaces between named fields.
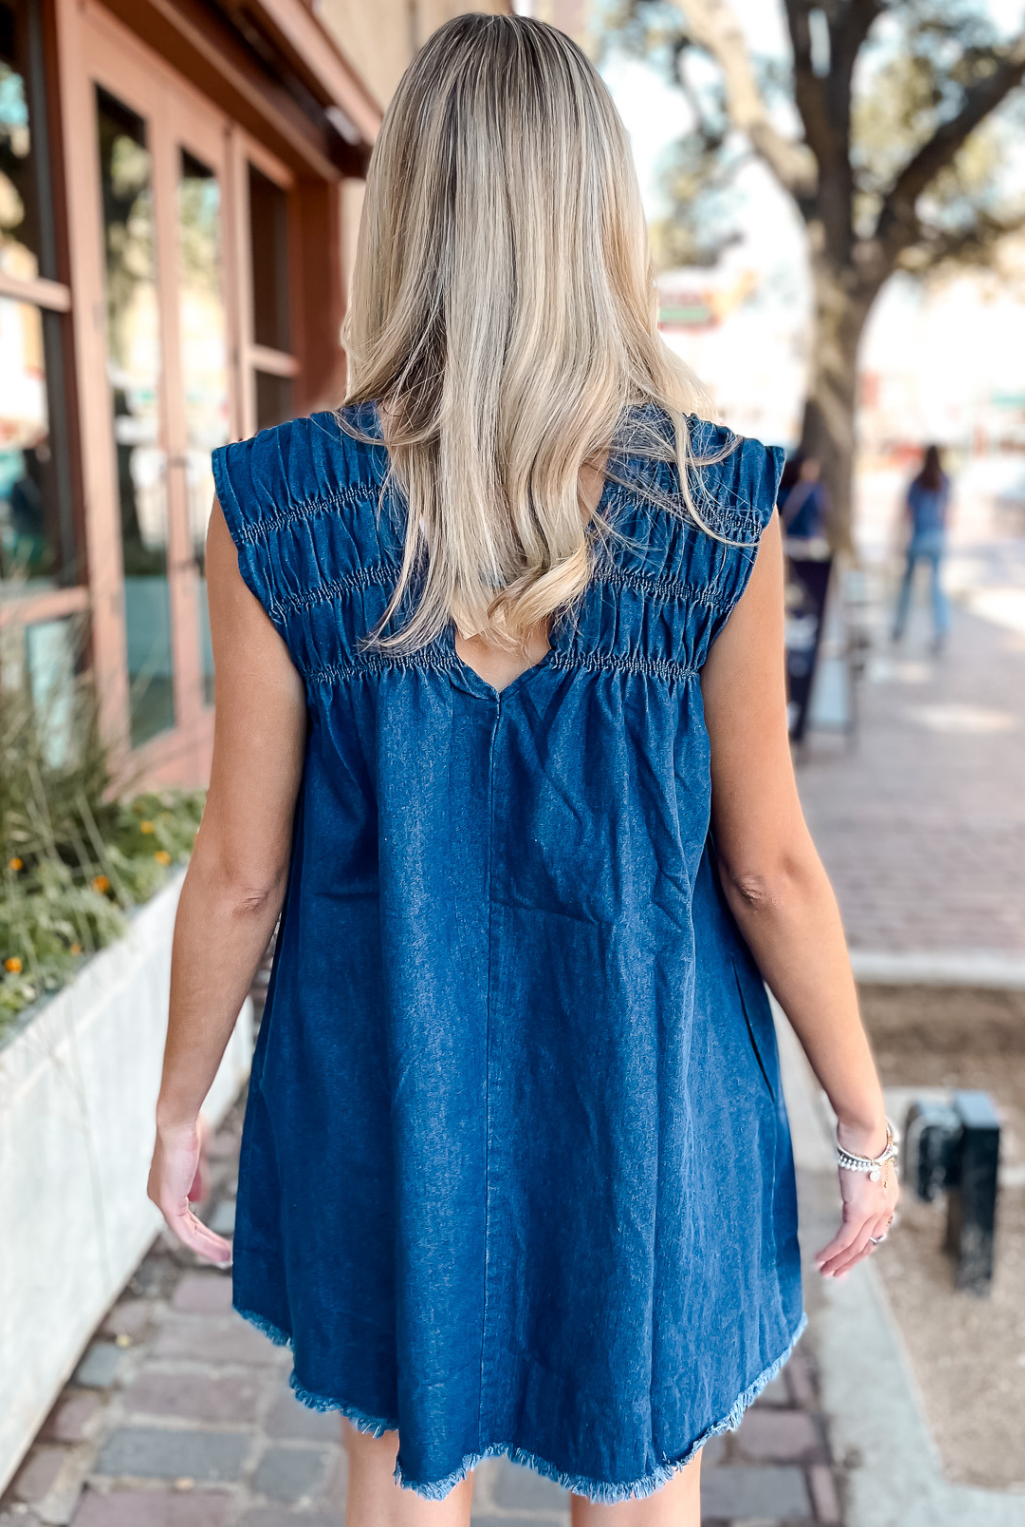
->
xmin=797 ymin=555 xmax=1025 ymax=958
xmin=2 ymin=1089 xmax=843 ymax=1527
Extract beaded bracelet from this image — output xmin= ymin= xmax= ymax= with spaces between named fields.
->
xmin=835 ymin=1118 xmax=899 ymax=1183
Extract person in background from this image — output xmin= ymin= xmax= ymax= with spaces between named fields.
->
xmin=777 ymin=452 xmax=830 ymax=543
xmin=893 ymin=444 xmax=951 ymax=652
xmin=777 ymin=453 xmax=833 ymax=743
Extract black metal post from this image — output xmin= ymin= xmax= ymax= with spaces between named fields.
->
xmin=902 ymin=1099 xmax=960 ymax=1203
xmin=944 ymin=1090 xmax=1001 ymax=1297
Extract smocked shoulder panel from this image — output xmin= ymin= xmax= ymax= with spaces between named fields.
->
xmin=211 ymin=406 xmax=784 ymax=691
xmin=212 ymin=410 xmax=403 ymax=683
xmin=572 ymin=413 xmax=784 ymax=673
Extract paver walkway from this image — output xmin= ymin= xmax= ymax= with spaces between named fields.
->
xmin=796 ymin=486 xmax=1025 ymax=960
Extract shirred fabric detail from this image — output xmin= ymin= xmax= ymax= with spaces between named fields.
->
xmin=211 ymin=403 xmax=802 ymax=1503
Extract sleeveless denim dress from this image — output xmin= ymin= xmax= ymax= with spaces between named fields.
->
xmin=211 ymin=402 xmax=805 ymax=1504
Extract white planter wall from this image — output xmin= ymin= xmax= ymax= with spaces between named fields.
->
xmin=0 ymin=869 xmax=253 ymax=1493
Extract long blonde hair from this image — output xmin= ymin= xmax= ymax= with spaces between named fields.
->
xmin=341 ymin=13 xmax=717 ymax=655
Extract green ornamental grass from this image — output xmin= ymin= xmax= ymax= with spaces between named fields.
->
xmin=1 ymin=682 xmax=205 ymax=1034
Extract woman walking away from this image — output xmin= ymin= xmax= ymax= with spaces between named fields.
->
xmin=893 ymin=444 xmax=952 ymax=651
xmin=147 ymin=16 xmax=899 ymax=1526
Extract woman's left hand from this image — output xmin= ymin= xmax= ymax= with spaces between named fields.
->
xmin=814 ymin=1156 xmax=900 ymax=1280
xmin=147 ymin=1112 xmax=233 ymax=1265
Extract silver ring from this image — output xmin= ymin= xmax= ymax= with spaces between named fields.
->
xmin=869 ymin=1234 xmax=886 ymax=1245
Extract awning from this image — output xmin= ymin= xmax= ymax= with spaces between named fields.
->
xmin=100 ymin=0 xmax=382 ymax=177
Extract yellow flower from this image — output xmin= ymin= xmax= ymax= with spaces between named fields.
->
xmin=4 ymin=956 xmax=22 ymax=974
xmin=154 ymin=849 xmax=172 ymax=866
xmin=140 ymin=821 xmax=155 ymax=834
xmin=70 ymin=942 xmax=83 ymax=956
xmin=8 ymin=856 xmax=23 ymax=871
xmin=92 ymin=874 xmax=111 ymax=894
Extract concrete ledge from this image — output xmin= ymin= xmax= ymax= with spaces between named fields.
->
xmin=0 ymin=870 xmax=253 ymax=1495
xmin=849 ymin=948 xmax=1025 ymax=990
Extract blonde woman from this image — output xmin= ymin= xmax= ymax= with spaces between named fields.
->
xmin=148 ymin=15 xmax=899 ymax=1524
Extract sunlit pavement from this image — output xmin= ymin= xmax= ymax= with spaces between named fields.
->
xmin=797 ymin=467 xmax=1025 ymax=963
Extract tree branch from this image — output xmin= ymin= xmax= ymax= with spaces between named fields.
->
xmin=674 ymin=0 xmax=817 ymax=197
xmin=671 ymin=36 xmax=728 ymax=149
xmin=832 ymin=0 xmax=885 ymax=129
xmin=877 ymin=37 xmax=1025 ymax=257
xmin=899 ymin=206 xmax=1025 ymax=274
xmin=783 ymin=1 xmax=884 ymax=187
xmin=844 ymin=0 xmax=885 ymax=61
xmin=782 ymin=0 xmax=838 ymax=173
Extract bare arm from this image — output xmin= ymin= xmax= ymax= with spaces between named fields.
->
xmin=147 ymin=498 xmax=307 ymax=1262
xmin=701 ymin=512 xmax=898 ymax=1277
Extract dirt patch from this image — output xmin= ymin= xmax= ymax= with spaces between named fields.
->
xmin=858 ymin=984 xmax=1025 ymax=1492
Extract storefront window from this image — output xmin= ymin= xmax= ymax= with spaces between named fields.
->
xmin=255 ymin=371 xmax=294 ymax=433
xmin=0 ymin=612 xmax=82 ymax=768
xmin=178 ymin=148 xmax=228 ymax=706
xmin=246 ymin=161 xmax=295 ymax=431
xmin=248 ymin=162 xmax=290 ymax=352
xmin=0 ymin=2 xmax=75 ymax=598
xmin=25 ymin=615 xmax=79 ymax=767
xmin=96 ymin=85 xmax=174 ymax=747
xmin=0 ymin=300 xmax=62 ymax=588
xmin=0 ymin=0 xmax=55 ymax=282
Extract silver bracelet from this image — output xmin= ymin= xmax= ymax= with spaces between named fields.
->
xmin=835 ymin=1118 xmax=899 ymax=1182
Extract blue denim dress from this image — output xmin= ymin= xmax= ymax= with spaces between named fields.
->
xmin=211 ymin=402 xmax=805 ymax=1504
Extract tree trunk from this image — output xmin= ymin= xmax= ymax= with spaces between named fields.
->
xmin=798 ymin=255 xmax=877 ymax=554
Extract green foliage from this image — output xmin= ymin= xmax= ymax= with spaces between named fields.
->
xmin=598 ymin=0 xmax=742 ymax=268
xmin=852 ymin=15 xmax=1025 ymax=266
xmin=0 ymin=683 xmax=205 ymax=1033
xmin=649 ymin=136 xmax=744 ymax=269
xmin=598 ymin=0 xmax=1025 ymax=277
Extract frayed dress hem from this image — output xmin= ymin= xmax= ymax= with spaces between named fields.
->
xmin=232 ymin=1301 xmax=809 ymax=1503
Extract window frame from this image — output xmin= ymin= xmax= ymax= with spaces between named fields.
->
xmin=0 ymin=0 xmax=83 ymax=632
xmin=231 ymin=130 xmax=299 ymax=439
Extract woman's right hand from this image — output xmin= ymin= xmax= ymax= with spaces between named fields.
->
xmin=147 ymin=1112 xmax=233 ymax=1266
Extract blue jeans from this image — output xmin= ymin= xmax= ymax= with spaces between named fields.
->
xmin=894 ymin=529 xmax=949 ymax=640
